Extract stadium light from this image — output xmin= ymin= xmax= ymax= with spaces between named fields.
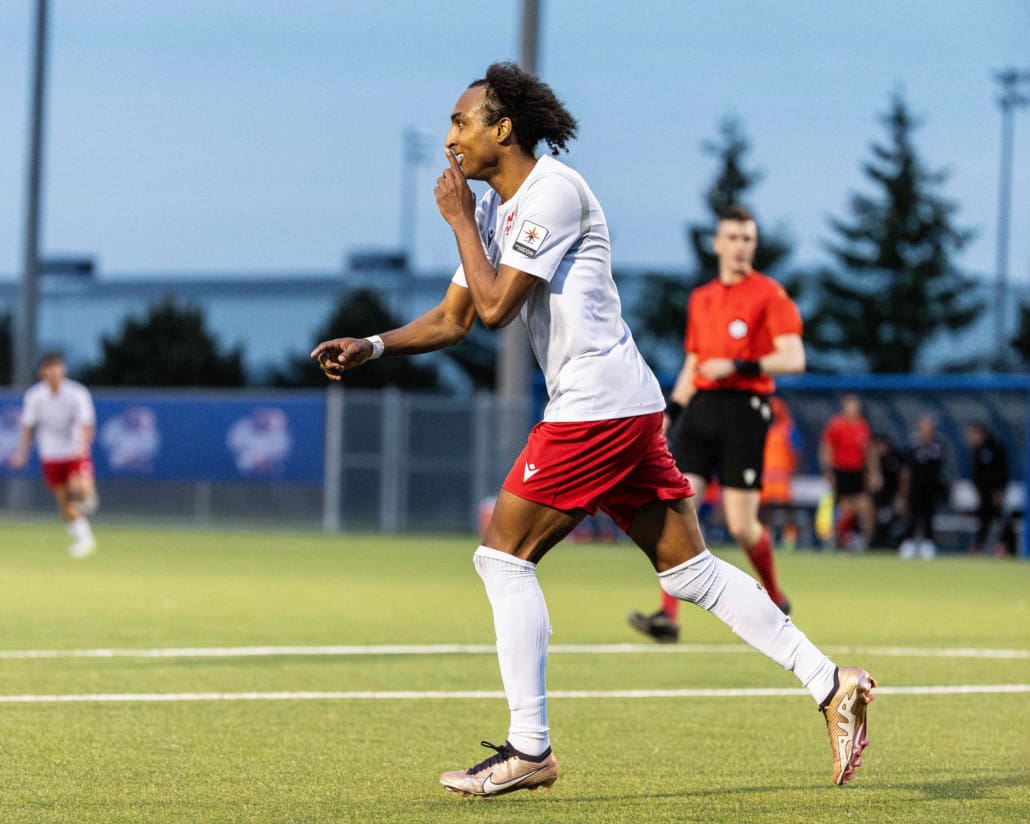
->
xmin=993 ymin=67 xmax=1030 ymax=362
xmin=399 ymin=127 xmax=433 ymax=273
xmin=13 ymin=0 xmax=49 ymax=389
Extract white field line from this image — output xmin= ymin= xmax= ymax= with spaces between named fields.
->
xmin=1 ymin=684 xmax=1028 ymax=704
xmin=0 ymin=643 xmax=1026 ymax=660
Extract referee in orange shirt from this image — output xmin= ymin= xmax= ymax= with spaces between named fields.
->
xmin=629 ymin=204 xmax=805 ymax=641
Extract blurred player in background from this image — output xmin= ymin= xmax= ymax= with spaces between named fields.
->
xmin=897 ymin=413 xmax=948 ymax=560
xmin=8 ymin=353 xmax=98 ymax=558
xmin=869 ymin=431 xmax=904 ymax=548
xmin=629 ymin=205 xmax=801 ymax=644
xmin=312 ymin=63 xmax=874 ymax=796
xmin=964 ymin=421 xmax=1013 ymax=557
xmin=820 ymin=393 xmax=876 ymax=550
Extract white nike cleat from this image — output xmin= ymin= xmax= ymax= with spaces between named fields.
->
xmin=68 ymin=539 xmax=97 ymax=559
xmin=820 ymin=666 xmax=877 ymax=785
xmin=440 ymin=740 xmax=559 ymax=798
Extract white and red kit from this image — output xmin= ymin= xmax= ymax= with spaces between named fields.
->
xmin=20 ymin=379 xmax=95 ymax=488
xmin=453 ymin=155 xmax=691 ymax=523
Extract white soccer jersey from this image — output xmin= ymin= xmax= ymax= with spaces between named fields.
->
xmin=453 ymin=155 xmax=664 ymax=422
xmin=20 ymin=379 xmax=96 ymax=461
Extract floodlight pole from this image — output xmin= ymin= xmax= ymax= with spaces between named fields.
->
xmin=495 ymin=0 xmax=541 ymax=460
xmin=992 ymin=68 xmax=1030 ymax=360
xmin=400 ymin=127 xmax=429 ymax=273
xmin=14 ymin=0 xmax=49 ymax=388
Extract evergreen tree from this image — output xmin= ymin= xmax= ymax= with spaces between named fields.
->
xmin=631 ymin=116 xmax=795 ymax=371
xmin=81 ymin=296 xmax=245 ymax=386
xmin=686 ymin=116 xmax=793 ymax=280
xmin=273 ymin=288 xmax=439 ymax=390
xmin=0 ymin=312 xmax=11 ymax=385
xmin=806 ymin=93 xmax=982 ymax=373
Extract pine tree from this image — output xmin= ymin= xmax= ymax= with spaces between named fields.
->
xmin=81 ymin=296 xmax=245 ymax=386
xmin=806 ymin=93 xmax=982 ymax=373
xmin=686 ymin=116 xmax=792 ymax=280
xmin=273 ymin=289 xmax=439 ymax=389
xmin=631 ymin=116 xmax=794 ymax=371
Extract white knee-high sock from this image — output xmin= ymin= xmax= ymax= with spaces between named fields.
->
xmin=473 ymin=546 xmax=551 ymax=756
xmin=659 ymin=549 xmax=837 ymax=704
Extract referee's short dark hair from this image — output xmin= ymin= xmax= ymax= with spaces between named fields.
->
xmin=38 ymin=351 xmax=65 ymax=368
xmin=716 ymin=204 xmax=754 ymax=223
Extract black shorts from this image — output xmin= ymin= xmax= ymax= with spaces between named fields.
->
xmin=668 ymin=390 xmax=771 ymax=490
xmin=833 ymin=469 xmax=866 ymax=497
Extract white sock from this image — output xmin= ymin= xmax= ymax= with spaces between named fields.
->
xmin=67 ymin=516 xmax=93 ymax=543
xmin=473 ymin=546 xmax=551 ymax=756
xmin=658 ymin=549 xmax=837 ymax=704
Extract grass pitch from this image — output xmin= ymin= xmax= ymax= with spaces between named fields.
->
xmin=0 ymin=520 xmax=1027 ymax=823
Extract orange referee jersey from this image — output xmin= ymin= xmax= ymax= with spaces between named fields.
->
xmin=685 ymin=271 xmax=802 ymax=394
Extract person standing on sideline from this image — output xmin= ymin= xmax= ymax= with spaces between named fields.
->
xmin=8 ymin=353 xmax=98 ymax=558
xmin=965 ymin=421 xmax=1013 ymax=556
xmin=311 ymin=63 xmax=874 ymax=795
xmin=819 ymin=393 xmax=876 ymax=550
xmin=898 ymin=413 xmax=948 ymax=560
xmin=760 ymin=396 xmax=801 ymax=550
xmin=628 ymin=204 xmax=802 ymax=644
xmin=869 ymin=431 xmax=904 ymax=548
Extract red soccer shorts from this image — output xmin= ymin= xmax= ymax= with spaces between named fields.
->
xmin=502 ymin=411 xmax=694 ymax=533
xmin=41 ymin=456 xmax=94 ymax=490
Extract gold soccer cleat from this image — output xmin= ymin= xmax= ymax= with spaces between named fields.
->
xmin=440 ymin=740 xmax=559 ymax=798
xmin=821 ymin=666 xmax=877 ymax=785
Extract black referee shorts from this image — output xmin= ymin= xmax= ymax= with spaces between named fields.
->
xmin=668 ymin=390 xmax=772 ymax=490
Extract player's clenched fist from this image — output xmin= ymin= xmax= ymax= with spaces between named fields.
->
xmin=310 ymin=337 xmax=373 ymax=380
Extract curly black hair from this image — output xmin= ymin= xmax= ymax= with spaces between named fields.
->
xmin=469 ymin=62 xmax=578 ymax=156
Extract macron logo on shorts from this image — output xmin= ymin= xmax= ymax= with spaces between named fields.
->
xmin=523 ymin=462 xmax=541 ymax=482
xmin=513 ymin=221 xmax=548 ymax=257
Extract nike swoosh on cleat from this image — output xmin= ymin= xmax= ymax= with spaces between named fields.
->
xmin=481 ymin=766 xmax=548 ymax=794
xmin=834 ymin=689 xmax=857 ymax=772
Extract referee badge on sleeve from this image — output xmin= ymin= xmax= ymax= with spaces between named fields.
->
xmin=513 ymin=221 xmax=549 ymax=257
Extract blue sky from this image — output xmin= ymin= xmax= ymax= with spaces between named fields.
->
xmin=0 ymin=0 xmax=1027 ymax=282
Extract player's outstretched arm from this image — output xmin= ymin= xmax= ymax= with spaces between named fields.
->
xmin=8 ymin=424 xmax=33 ymax=469
xmin=310 ymin=282 xmax=477 ymax=381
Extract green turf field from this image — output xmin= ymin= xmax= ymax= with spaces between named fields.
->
xmin=0 ymin=520 xmax=1027 ymax=823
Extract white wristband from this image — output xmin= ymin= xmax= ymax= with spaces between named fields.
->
xmin=364 ymin=335 xmax=385 ymax=360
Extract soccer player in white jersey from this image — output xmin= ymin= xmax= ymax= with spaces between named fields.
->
xmin=9 ymin=353 xmax=99 ymax=558
xmin=311 ymin=63 xmax=876 ymax=794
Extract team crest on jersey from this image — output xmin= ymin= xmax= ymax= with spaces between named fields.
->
xmin=513 ymin=220 xmax=548 ymax=257
xmin=728 ymin=318 xmax=748 ymax=339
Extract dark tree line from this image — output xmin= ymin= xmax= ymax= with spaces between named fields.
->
xmin=80 ymin=297 xmax=246 ymax=387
